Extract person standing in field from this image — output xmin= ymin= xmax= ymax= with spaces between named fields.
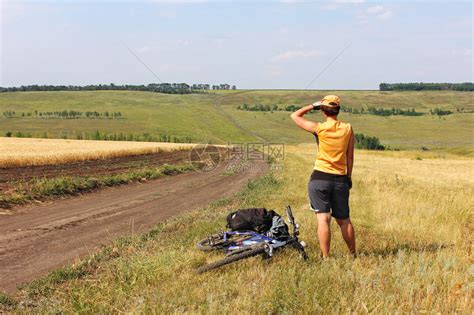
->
xmin=290 ymin=95 xmax=356 ymax=258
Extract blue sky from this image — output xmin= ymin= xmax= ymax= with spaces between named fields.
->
xmin=1 ymin=0 xmax=472 ymax=89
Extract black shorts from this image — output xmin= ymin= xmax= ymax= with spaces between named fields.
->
xmin=308 ymin=170 xmax=350 ymax=219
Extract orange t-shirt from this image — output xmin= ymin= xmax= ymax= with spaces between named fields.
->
xmin=313 ymin=119 xmax=352 ymax=175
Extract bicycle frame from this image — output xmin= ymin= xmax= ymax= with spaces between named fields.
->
xmin=222 ymin=230 xmax=287 ymax=254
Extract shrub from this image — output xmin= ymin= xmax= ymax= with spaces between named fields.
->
xmin=430 ymin=108 xmax=453 ymax=116
xmin=355 ymin=133 xmax=385 ymax=150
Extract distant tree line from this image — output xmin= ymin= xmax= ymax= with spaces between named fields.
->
xmin=237 ymin=103 xmax=302 ymax=112
xmin=4 ymin=130 xmax=193 ymax=143
xmin=3 ymin=130 xmax=385 ymax=149
xmin=236 ymin=103 xmax=464 ymax=118
xmin=429 ymin=108 xmax=452 ymax=116
xmin=237 ymin=104 xmax=277 ymax=112
xmin=210 ymin=84 xmax=237 ymax=90
xmin=2 ymin=110 xmax=123 ymax=119
xmin=0 ymin=83 xmax=237 ymax=94
xmin=237 ymin=103 xmax=425 ymax=116
xmin=191 ymin=83 xmax=236 ymax=90
xmin=379 ymin=82 xmax=473 ymax=91
xmin=77 ymin=131 xmax=193 ymax=143
xmin=355 ymin=133 xmax=385 ymax=150
xmin=341 ymin=106 xmax=423 ymax=116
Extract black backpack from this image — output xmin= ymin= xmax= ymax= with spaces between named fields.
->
xmin=226 ymin=208 xmax=275 ymax=232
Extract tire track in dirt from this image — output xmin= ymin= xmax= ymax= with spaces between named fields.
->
xmin=0 ymin=158 xmax=267 ymax=293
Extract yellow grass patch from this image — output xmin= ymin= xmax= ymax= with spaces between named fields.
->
xmin=0 ymin=137 xmax=195 ymax=168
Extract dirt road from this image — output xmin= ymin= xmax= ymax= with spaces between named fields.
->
xmin=0 ymin=159 xmax=266 ymax=293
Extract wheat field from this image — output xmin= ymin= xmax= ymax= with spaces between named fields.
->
xmin=0 ymin=137 xmax=195 ymax=168
xmin=19 ymin=146 xmax=472 ymax=313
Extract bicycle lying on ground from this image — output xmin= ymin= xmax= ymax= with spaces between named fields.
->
xmin=195 ymin=205 xmax=307 ymax=273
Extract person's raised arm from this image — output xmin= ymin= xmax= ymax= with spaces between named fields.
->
xmin=346 ymin=127 xmax=355 ymax=180
xmin=290 ymin=105 xmax=319 ymax=134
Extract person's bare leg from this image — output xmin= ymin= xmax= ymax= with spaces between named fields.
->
xmin=335 ymin=218 xmax=356 ymax=255
xmin=316 ymin=213 xmax=332 ymax=258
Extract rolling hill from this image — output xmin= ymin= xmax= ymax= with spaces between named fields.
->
xmin=0 ymin=90 xmax=472 ymax=149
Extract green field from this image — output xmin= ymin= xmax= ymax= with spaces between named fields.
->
xmin=0 ymin=90 xmax=473 ymax=149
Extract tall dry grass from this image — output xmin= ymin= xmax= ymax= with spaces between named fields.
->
xmin=0 ymin=137 xmax=195 ymax=168
xmin=14 ymin=146 xmax=473 ymax=313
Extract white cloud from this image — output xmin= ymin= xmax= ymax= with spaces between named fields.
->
xmin=271 ymin=50 xmax=323 ymax=62
xmin=354 ymin=5 xmax=393 ymax=23
xmin=366 ymin=5 xmax=384 ymax=14
xmin=378 ymin=10 xmax=393 ymax=20
xmin=365 ymin=5 xmax=393 ymax=20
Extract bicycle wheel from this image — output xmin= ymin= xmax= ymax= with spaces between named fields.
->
xmin=196 ymin=233 xmax=254 ymax=251
xmin=196 ymin=233 xmax=227 ymax=251
xmin=195 ymin=246 xmax=266 ymax=274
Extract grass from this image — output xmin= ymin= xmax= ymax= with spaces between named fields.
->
xmin=0 ymin=292 xmax=17 ymax=308
xmin=0 ymin=163 xmax=195 ymax=209
xmin=445 ymin=146 xmax=474 ymax=157
xmin=0 ymin=137 xmax=195 ymax=167
xmin=0 ymin=90 xmax=473 ymax=149
xmin=0 ymin=91 xmax=255 ymax=144
xmin=216 ymin=90 xmax=474 ymax=148
xmin=7 ymin=146 xmax=472 ymax=313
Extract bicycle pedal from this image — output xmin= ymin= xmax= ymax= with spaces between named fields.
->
xmin=264 ymin=244 xmax=274 ymax=257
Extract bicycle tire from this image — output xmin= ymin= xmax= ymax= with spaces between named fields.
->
xmin=196 ymin=246 xmax=266 ymax=274
xmin=196 ymin=234 xmax=227 ymax=251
